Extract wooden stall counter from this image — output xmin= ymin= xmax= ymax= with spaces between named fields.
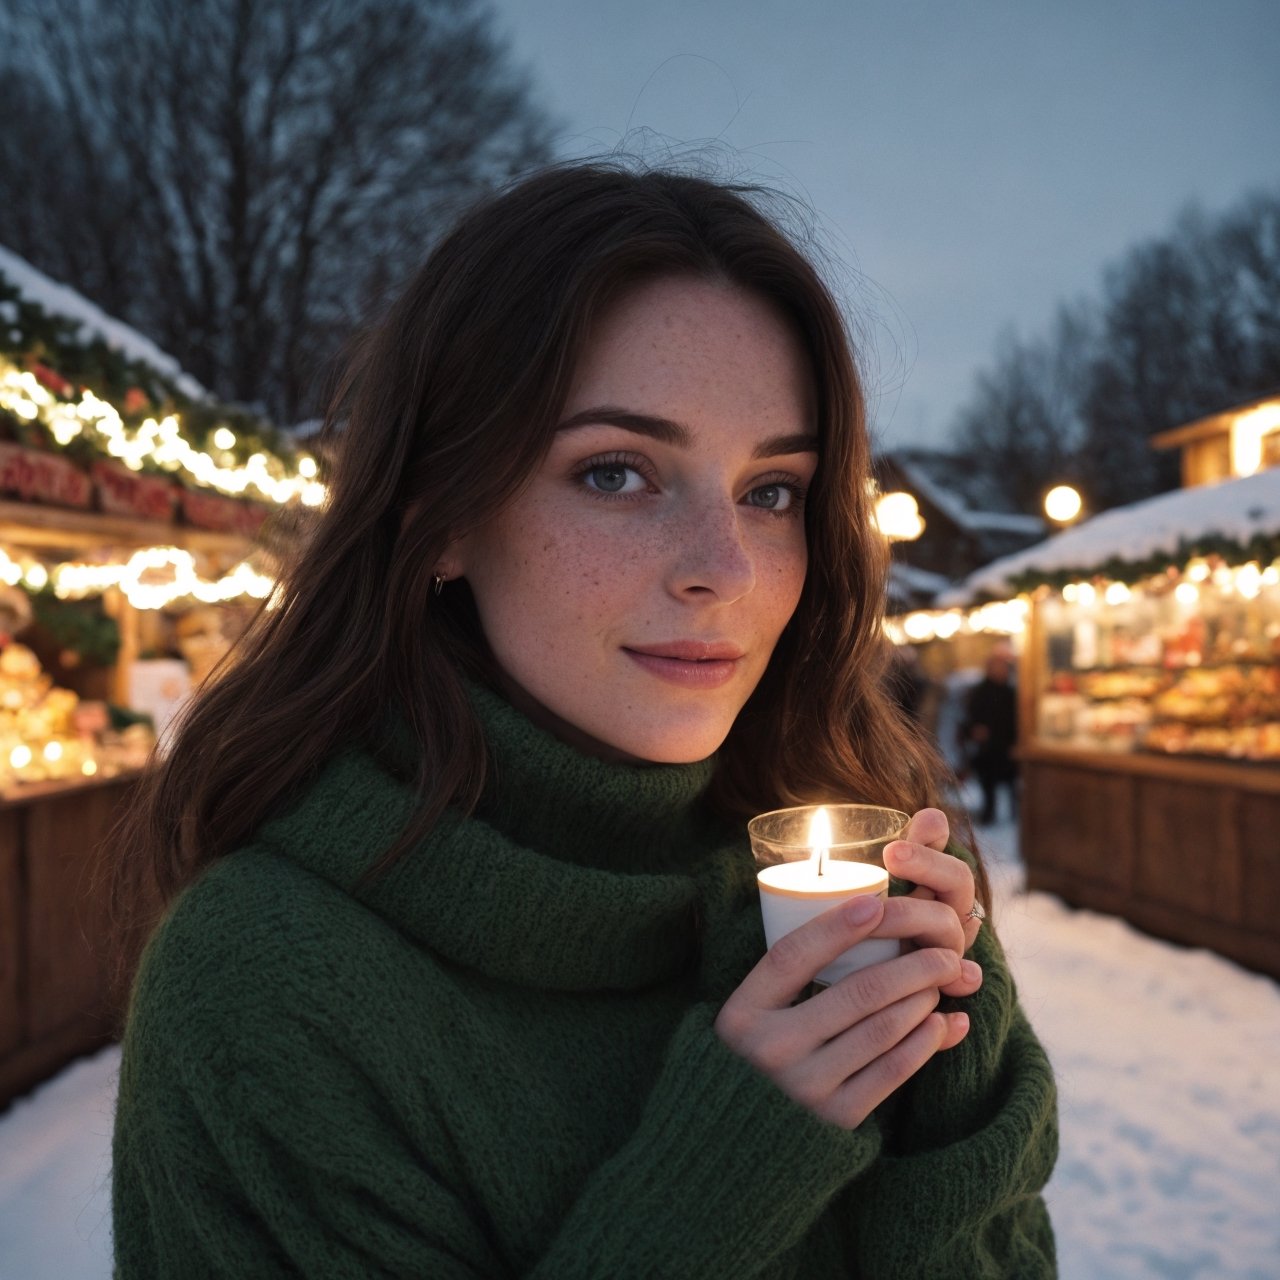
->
xmin=0 ymin=771 xmax=142 ymax=1111
xmin=1018 ymin=744 xmax=1280 ymax=979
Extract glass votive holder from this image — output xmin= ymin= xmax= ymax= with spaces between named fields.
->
xmin=748 ymin=803 xmax=910 ymax=989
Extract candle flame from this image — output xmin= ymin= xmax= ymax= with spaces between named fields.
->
xmin=807 ymin=806 xmax=832 ymax=876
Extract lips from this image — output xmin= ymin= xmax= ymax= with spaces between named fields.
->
xmin=624 ymin=640 xmax=745 ymax=662
xmin=622 ymin=640 xmax=745 ymax=689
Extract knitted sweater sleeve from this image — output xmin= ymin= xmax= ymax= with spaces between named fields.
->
xmin=111 ymin=846 xmax=882 ymax=1280
xmin=524 ymin=999 xmax=883 ymax=1276
xmin=114 ymin=993 xmax=879 ymax=1280
xmin=839 ymin=915 xmax=1059 ymax=1277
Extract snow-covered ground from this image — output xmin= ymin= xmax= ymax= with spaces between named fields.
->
xmin=1 ymin=796 xmax=1278 ymax=1279
xmin=976 ymin=809 xmax=1280 ymax=1280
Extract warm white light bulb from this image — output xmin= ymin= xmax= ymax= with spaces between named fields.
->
xmin=1044 ymin=485 xmax=1082 ymax=523
xmin=904 ymin=612 xmax=934 ymax=642
xmin=874 ymin=491 xmax=925 ymax=541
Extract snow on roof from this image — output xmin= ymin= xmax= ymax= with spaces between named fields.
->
xmin=890 ymin=453 xmax=1044 ymax=537
xmin=941 ymin=468 xmax=1280 ymax=604
xmin=884 ymin=447 xmax=1010 ymax=511
xmin=0 ymin=243 xmax=210 ymax=402
xmin=963 ymin=510 xmax=1048 ymax=535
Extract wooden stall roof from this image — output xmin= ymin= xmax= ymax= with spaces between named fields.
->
xmin=1150 ymin=389 xmax=1280 ymax=451
xmin=0 ymin=497 xmax=254 ymax=556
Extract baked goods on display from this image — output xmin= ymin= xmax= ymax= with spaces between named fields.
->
xmin=1077 ymin=670 xmax=1171 ymax=701
xmin=0 ymin=640 xmax=155 ymax=792
xmin=1036 ymin=573 xmax=1280 ymax=762
xmin=1143 ymin=720 xmax=1280 ymax=762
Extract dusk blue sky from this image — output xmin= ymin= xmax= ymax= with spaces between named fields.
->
xmin=490 ymin=0 xmax=1279 ymax=449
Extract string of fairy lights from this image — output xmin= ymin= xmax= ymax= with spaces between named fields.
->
xmin=887 ymin=556 xmax=1280 ymax=646
xmin=0 ymin=359 xmax=325 ymax=507
xmin=0 ymin=545 xmax=276 ymax=611
xmin=0 ymin=354 xmax=326 ymax=609
xmin=885 ymin=599 xmax=1030 ymax=646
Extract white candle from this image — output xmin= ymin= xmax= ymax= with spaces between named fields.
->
xmin=756 ymin=807 xmax=900 ymax=987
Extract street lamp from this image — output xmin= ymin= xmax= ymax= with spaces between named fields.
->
xmin=1044 ymin=484 xmax=1083 ymax=527
xmin=874 ymin=491 xmax=925 ymax=541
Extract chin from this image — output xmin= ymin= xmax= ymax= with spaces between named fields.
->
xmin=616 ymin=716 xmax=733 ymax=765
xmin=498 ymin=670 xmax=735 ymax=765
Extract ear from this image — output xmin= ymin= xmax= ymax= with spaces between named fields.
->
xmin=434 ymin=531 xmax=469 ymax=583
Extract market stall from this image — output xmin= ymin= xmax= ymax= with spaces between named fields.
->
xmin=0 ymin=247 xmax=319 ymax=1107
xmin=941 ymin=468 xmax=1280 ymax=978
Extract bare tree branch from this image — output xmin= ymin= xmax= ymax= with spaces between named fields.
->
xmin=0 ymin=0 xmax=554 ymax=418
xmin=946 ymin=187 xmax=1280 ymax=516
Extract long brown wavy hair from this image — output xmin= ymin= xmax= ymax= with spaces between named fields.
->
xmin=109 ymin=160 xmax=983 ymax=1007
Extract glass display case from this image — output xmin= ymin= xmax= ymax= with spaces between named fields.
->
xmin=1032 ymin=568 xmax=1280 ymax=762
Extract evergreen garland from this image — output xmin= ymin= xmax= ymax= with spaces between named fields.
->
xmin=0 ymin=269 xmax=303 ymax=488
xmin=29 ymin=589 xmax=121 ymax=668
xmin=0 ymin=277 xmax=177 ymax=407
xmin=1003 ymin=530 xmax=1280 ymax=596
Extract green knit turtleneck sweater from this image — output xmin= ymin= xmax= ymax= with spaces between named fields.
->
xmin=112 ymin=685 xmax=1057 ymax=1278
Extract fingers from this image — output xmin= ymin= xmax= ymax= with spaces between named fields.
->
xmin=728 ymin=892 xmax=886 ymax=1014
xmin=938 ymin=956 xmax=984 ymax=1000
xmin=884 ymin=837 xmax=969 ymax=905
xmin=868 ymin=895 xmax=982 ymax=996
xmin=826 ymin=1011 xmax=970 ymax=1128
xmin=716 ymin=896 xmax=979 ymax=1131
xmin=900 ymin=806 xmax=949 ymax=851
xmin=737 ymin=946 xmax=972 ymax=1124
xmin=798 ymin=944 xmax=963 ymax=1047
xmin=799 ymin=986 xmax=944 ymax=1099
xmin=884 ymin=818 xmax=982 ymax=951
xmin=873 ymin=896 xmax=966 ymax=956
xmin=937 ymin=1009 xmax=971 ymax=1051
xmin=716 ymin=831 xmax=986 ymax=1133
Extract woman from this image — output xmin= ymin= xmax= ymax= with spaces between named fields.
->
xmin=110 ymin=163 xmax=1057 ymax=1278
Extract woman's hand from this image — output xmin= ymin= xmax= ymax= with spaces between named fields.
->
xmin=883 ymin=807 xmax=984 ymax=957
xmin=714 ymin=885 xmax=983 ymax=1131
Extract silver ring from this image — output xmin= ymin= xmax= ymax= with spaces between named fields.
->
xmin=966 ymin=901 xmax=986 ymax=922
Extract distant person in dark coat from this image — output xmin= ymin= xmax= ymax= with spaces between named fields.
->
xmin=961 ymin=652 xmax=1018 ymax=824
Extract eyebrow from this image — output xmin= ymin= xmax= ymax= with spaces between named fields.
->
xmin=557 ymin=407 xmax=819 ymax=460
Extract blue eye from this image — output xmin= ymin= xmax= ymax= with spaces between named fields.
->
xmin=584 ymin=464 xmax=646 ymax=495
xmin=746 ymin=484 xmax=794 ymax=511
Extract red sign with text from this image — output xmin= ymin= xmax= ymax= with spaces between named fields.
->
xmin=91 ymin=460 xmax=179 ymax=522
xmin=179 ymin=487 xmax=269 ymax=537
xmin=0 ymin=442 xmax=93 ymax=508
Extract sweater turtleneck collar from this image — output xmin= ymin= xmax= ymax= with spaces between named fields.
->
xmin=381 ymin=682 xmax=720 ymax=874
xmin=256 ymin=682 xmax=732 ymax=992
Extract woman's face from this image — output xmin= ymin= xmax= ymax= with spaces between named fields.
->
xmin=448 ymin=275 xmax=818 ymax=763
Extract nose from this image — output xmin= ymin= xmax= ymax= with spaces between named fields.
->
xmin=665 ymin=496 xmax=756 ymax=604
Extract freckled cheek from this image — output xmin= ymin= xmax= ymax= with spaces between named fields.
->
xmin=756 ymin=531 xmax=807 ymax=582
xmin=511 ymin=518 xmax=639 ymax=639
xmin=756 ymin=543 xmax=807 ymax=626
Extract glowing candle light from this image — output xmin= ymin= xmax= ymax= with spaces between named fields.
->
xmin=751 ymin=804 xmax=906 ymax=989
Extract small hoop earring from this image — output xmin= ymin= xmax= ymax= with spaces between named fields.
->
xmin=432 ymin=572 xmax=446 ymax=596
